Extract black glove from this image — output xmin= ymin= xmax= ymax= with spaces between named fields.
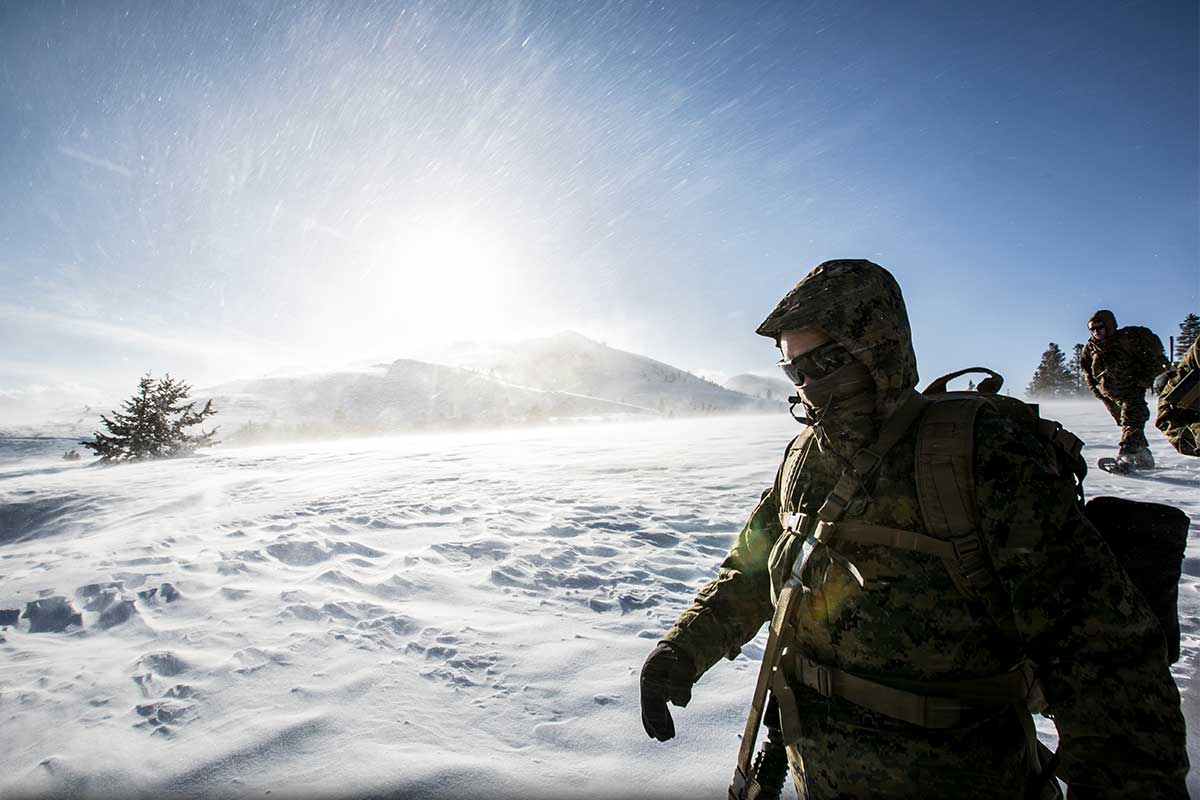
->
xmin=640 ymin=641 xmax=696 ymax=741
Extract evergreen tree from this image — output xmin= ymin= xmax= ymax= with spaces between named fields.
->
xmin=1068 ymin=342 xmax=1088 ymax=396
xmin=82 ymin=373 xmax=218 ymax=462
xmin=1027 ymin=343 xmax=1076 ymax=398
xmin=1176 ymin=313 xmax=1199 ymax=361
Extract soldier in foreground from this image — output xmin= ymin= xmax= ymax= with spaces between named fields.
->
xmin=1156 ymin=338 xmax=1200 ymax=456
xmin=1079 ymin=309 xmax=1169 ymax=470
xmin=640 ymin=261 xmax=1187 ymax=798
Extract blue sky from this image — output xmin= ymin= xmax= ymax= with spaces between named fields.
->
xmin=1 ymin=0 xmax=1196 ymax=416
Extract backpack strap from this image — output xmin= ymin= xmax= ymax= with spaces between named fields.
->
xmin=913 ymin=396 xmax=1053 ymax=765
xmin=913 ymin=396 xmax=1030 ymax=651
xmin=1036 ymin=417 xmax=1087 ymax=502
xmin=783 ymin=652 xmax=1038 ymax=729
xmin=915 ymin=397 xmax=982 ymax=535
xmin=818 ymin=390 xmax=931 ymax=523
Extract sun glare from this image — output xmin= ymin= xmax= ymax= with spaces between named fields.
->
xmin=306 ymin=214 xmax=534 ymax=363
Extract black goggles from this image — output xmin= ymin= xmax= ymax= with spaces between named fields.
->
xmin=777 ymin=340 xmax=856 ymax=385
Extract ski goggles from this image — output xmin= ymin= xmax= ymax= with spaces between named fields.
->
xmin=777 ymin=340 xmax=857 ymax=386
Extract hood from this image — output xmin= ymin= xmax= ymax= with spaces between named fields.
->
xmin=756 ymin=259 xmax=919 ymax=419
xmin=1089 ymin=309 xmax=1117 ymax=337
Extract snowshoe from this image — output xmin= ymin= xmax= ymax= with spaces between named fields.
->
xmin=1097 ymin=457 xmax=1135 ymax=475
xmin=1098 ymin=455 xmax=1155 ymax=475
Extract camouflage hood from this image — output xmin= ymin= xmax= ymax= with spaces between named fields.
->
xmin=756 ymin=259 xmax=919 ymax=419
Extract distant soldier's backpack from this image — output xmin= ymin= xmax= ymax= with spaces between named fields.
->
xmin=1115 ymin=325 xmax=1169 ymax=386
xmin=916 ymin=367 xmax=1187 ymax=664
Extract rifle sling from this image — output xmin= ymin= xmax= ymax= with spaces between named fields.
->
xmin=730 ymin=579 xmax=804 ymax=799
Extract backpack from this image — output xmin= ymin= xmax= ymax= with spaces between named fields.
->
xmin=1115 ymin=325 xmax=1169 ymax=386
xmin=916 ymin=366 xmax=1186 ymax=664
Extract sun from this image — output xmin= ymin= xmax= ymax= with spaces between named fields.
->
xmin=296 ymin=208 xmax=543 ymax=365
xmin=363 ymin=217 xmax=523 ymax=342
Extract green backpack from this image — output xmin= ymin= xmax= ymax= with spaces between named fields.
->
xmin=916 ymin=367 xmax=1186 ymax=665
xmin=1114 ymin=325 xmax=1170 ymax=386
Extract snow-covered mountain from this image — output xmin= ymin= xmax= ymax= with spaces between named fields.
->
xmin=445 ymin=331 xmax=775 ymax=416
xmin=204 ymin=357 xmax=655 ymax=443
xmin=200 ymin=332 xmax=774 ymax=443
xmin=723 ymin=373 xmax=795 ymax=403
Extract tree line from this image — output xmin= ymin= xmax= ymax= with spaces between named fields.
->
xmin=1027 ymin=313 xmax=1198 ymax=398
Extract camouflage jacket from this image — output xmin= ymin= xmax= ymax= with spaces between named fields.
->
xmin=664 ymin=406 xmax=1188 ymax=796
xmin=1081 ymin=321 xmax=1167 ymax=400
xmin=1156 ymin=338 xmax=1199 ymax=456
xmin=672 ymin=263 xmax=1187 ymax=796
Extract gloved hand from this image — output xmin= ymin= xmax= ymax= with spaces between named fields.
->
xmin=640 ymin=641 xmax=697 ymax=741
xmin=1153 ymin=369 xmax=1173 ymax=395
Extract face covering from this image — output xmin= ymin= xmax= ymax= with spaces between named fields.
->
xmin=796 ymin=362 xmax=876 ymax=414
xmin=779 ymin=341 xmax=876 ymax=426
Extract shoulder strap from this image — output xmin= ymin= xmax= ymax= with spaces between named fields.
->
xmin=915 ymin=398 xmax=982 ymax=535
xmin=818 ymin=390 xmax=930 ymax=523
xmin=915 ymin=397 xmax=1022 ymax=642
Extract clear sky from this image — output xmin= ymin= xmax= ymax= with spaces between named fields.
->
xmin=1 ymin=0 xmax=1196 ymax=418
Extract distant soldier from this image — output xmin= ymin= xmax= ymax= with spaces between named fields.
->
xmin=640 ymin=261 xmax=1187 ymax=799
xmin=1156 ymin=338 xmax=1200 ymax=456
xmin=1079 ymin=310 xmax=1169 ymax=469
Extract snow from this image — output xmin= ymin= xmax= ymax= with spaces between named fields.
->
xmin=0 ymin=399 xmax=1196 ymax=798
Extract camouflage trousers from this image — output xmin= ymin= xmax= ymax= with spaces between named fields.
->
xmin=1099 ymin=394 xmax=1150 ymax=451
xmin=1159 ymin=419 xmax=1199 ymax=457
xmin=780 ymin=691 xmax=1054 ymax=800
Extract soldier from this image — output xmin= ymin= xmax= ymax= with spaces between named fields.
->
xmin=1156 ymin=338 xmax=1199 ymax=456
xmin=639 ymin=261 xmax=1187 ymax=798
xmin=1079 ymin=310 xmax=1169 ymax=469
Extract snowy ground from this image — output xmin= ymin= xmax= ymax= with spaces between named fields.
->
xmin=1 ymin=400 xmax=1196 ymax=799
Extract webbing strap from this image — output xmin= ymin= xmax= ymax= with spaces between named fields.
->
xmin=1037 ymin=416 xmax=1088 ymax=496
xmin=916 ymin=399 xmax=980 ymax=534
xmin=815 ymin=519 xmax=998 ymax=607
xmin=817 ymin=520 xmax=959 ymax=560
xmin=915 ymin=397 xmax=1021 ymax=641
xmin=1037 ymin=418 xmax=1083 ymax=461
xmin=786 ymin=653 xmax=1033 ymax=729
xmin=818 ymin=390 xmax=930 ymax=523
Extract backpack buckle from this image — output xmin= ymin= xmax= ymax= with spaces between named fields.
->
xmin=951 ymin=535 xmax=981 ymax=560
xmin=779 ymin=511 xmax=808 ymax=533
xmin=818 ymin=491 xmax=850 ymax=522
xmin=813 ymin=520 xmax=837 ymax=543
xmin=851 ymin=448 xmax=883 ymax=476
xmin=803 ymin=658 xmax=833 ymax=697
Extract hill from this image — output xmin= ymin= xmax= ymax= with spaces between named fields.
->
xmin=445 ymin=331 xmax=774 ymax=416
xmin=206 ymin=358 xmax=653 ymax=444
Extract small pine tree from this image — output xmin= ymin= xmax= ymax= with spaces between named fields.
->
xmin=1027 ymin=343 xmax=1076 ymax=398
xmin=1176 ymin=313 xmax=1199 ymax=361
xmin=1068 ymin=342 xmax=1088 ymax=396
xmin=82 ymin=373 xmax=218 ymax=462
